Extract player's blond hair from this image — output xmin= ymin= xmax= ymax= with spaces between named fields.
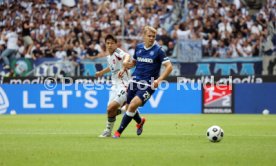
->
xmin=143 ymin=26 xmax=157 ymax=34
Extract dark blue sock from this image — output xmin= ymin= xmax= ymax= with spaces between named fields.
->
xmin=117 ymin=114 xmax=133 ymax=133
xmin=133 ymin=111 xmax=141 ymax=124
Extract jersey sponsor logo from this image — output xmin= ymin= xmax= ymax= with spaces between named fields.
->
xmin=163 ymin=57 xmax=169 ymax=61
xmin=0 ymin=87 xmax=9 ymax=114
xmin=137 ymin=57 xmax=153 ymax=63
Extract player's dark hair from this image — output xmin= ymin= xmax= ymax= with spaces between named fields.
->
xmin=105 ymin=34 xmax=117 ymax=43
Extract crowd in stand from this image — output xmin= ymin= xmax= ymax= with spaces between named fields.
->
xmin=0 ymin=0 xmax=275 ymax=73
xmin=172 ymin=0 xmax=276 ymax=58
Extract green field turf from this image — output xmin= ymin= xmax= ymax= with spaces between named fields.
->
xmin=0 ymin=114 xmax=276 ymax=166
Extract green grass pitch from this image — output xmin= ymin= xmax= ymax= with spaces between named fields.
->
xmin=1 ymin=114 xmax=276 ymax=166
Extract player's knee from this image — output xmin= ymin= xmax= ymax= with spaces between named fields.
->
xmin=107 ymin=111 xmax=117 ymax=118
xmin=107 ymin=105 xmax=118 ymax=117
xmin=127 ymin=103 xmax=138 ymax=113
xmin=128 ymin=98 xmax=142 ymax=111
xmin=107 ymin=106 xmax=116 ymax=113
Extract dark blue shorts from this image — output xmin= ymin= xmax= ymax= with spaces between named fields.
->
xmin=126 ymin=82 xmax=155 ymax=106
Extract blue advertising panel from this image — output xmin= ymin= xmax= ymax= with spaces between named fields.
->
xmin=234 ymin=83 xmax=276 ymax=114
xmin=0 ymin=84 xmax=109 ymax=114
xmin=140 ymin=83 xmax=201 ymax=114
xmin=0 ymin=83 xmax=201 ymax=114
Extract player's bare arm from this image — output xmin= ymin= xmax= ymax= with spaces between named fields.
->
xmin=122 ymin=53 xmax=131 ymax=67
xmin=95 ymin=67 xmax=110 ymax=77
xmin=124 ymin=59 xmax=136 ymax=69
xmin=152 ymin=61 xmax=173 ymax=88
xmin=123 ymin=53 xmax=136 ymax=69
xmin=118 ymin=54 xmax=133 ymax=78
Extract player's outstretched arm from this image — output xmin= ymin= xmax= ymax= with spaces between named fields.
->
xmin=152 ymin=61 xmax=173 ymax=88
xmin=95 ymin=67 xmax=111 ymax=77
xmin=125 ymin=59 xmax=136 ymax=69
xmin=123 ymin=54 xmax=136 ymax=69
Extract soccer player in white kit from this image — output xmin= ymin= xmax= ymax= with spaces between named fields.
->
xmin=96 ymin=34 xmax=132 ymax=137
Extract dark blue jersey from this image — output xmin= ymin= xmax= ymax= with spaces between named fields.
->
xmin=132 ymin=42 xmax=170 ymax=82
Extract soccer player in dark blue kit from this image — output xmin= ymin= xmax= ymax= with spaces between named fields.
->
xmin=113 ymin=26 xmax=173 ymax=138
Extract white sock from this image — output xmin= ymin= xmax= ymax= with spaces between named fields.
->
xmin=126 ymin=111 xmax=135 ymax=117
xmin=106 ymin=121 xmax=115 ymax=132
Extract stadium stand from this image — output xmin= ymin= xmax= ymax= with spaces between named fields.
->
xmin=0 ymin=0 xmax=275 ymax=76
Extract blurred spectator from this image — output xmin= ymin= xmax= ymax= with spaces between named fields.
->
xmin=157 ymin=28 xmax=173 ymax=46
xmin=214 ymin=39 xmax=230 ymax=58
xmin=85 ymin=42 xmax=100 ymax=60
xmin=172 ymin=22 xmax=191 ymax=40
xmin=16 ymin=39 xmax=25 ymax=58
xmin=1 ymin=27 xmax=18 ymax=69
xmin=55 ymin=46 xmax=67 ymax=59
xmin=256 ymin=13 xmax=267 ymax=28
xmin=237 ymin=39 xmax=253 ymax=57
xmin=127 ymin=40 xmax=137 ymax=56
xmin=22 ymin=18 xmax=34 ymax=58
xmin=166 ymin=41 xmax=175 ymax=57
xmin=43 ymin=42 xmax=55 ymax=58
xmin=218 ymin=17 xmax=233 ymax=39
xmin=73 ymin=40 xmax=83 ymax=57
xmin=0 ymin=40 xmax=5 ymax=57
xmin=158 ymin=39 xmax=168 ymax=52
xmin=228 ymin=38 xmax=240 ymax=58
xmin=202 ymin=20 xmax=216 ymax=39
xmin=32 ymin=43 xmax=44 ymax=59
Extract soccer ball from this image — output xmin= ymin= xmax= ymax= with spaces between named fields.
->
xmin=207 ymin=125 xmax=224 ymax=142
xmin=262 ymin=109 xmax=270 ymax=115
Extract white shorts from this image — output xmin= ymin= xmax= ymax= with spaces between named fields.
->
xmin=108 ymin=85 xmax=127 ymax=106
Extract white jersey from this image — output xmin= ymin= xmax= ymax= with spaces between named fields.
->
xmin=6 ymin=32 xmax=18 ymax=50
xmin=107 ymin=48 xmax=131 ymax=87
xmin=106 ymin=48 xmax=131 ymax=106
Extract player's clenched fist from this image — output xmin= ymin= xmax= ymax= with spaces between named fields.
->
xmin=95 ymin=71 xmax=103 ymax=77
xmin=152 ymin=80 xmax=160 ymax=89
